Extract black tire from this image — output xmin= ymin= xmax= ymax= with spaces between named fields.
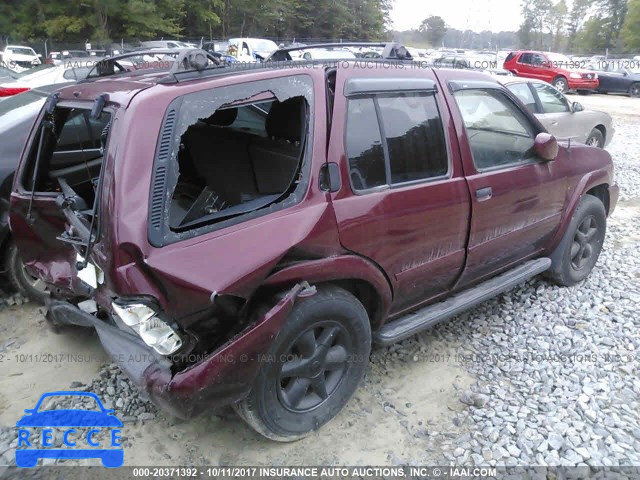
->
xmin=234 ymin=286 xmax=371 ymax=441
xmin=6 ymin=241 xmax=48 ymax=304
xmin=586 ymin=128 xmax=604 ymax=148
xmin=553 ymin=77 xmax=568 ymax=93
xmin=629 ymin=83 xmax=640 ymax=98
xmin=547 ymin=195 xmax=606 ymax=287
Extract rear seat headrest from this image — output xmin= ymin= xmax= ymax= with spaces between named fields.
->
xmin=204 ymin=108 xmax=238 ymax=126
xmin=266 ymin=97 xmax=305 ymax=143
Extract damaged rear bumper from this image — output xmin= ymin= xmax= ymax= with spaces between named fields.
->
xmin=46 ymin=283 xmax=307 ymax=418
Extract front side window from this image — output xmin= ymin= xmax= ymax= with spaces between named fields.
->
xmin=532 ymin=83 xmax=570 ymax=113
xmin=346 ymin=92 xmax=448 ymax=192
xmin=506 ymin=83 xmax=537 ymax=113
xmin=453 ymin=89 xmax=536 ymax=171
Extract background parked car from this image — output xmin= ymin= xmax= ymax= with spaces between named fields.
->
xmin=588 ymin=63 xmax=640 ymax=97
xmin=228 ymin=37 xmax=279 ymax=61
xmin=0 ymin=45 xmax=41 ymax=72
xmin=0 ymin=63 xmax=92 ymax=98
xmin=503 ymin=50 xmax=599 ymax=94
xmin=501 ymin=77 xmax=613 ymax=148
xmin=298 ymin=48 xmax=357 ymax=60
xmin=0 ymin=83 xmax=72 ymax=302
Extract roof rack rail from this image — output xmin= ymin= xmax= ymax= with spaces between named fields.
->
xmin=266 ymin=42 xmax=414 ymax=62
xmin=83 ymin=48 xmax=221 ymax=81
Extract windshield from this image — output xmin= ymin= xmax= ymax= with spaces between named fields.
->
xmin=8 ymin=47 xmax=36 ymax=56
xmin=250 ymin=39 xmax=278 ymax=52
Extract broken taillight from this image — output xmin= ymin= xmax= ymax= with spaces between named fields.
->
xmin=0 ymin=87 xmax=30 ymax=97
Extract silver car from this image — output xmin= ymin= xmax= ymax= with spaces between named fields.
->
xmin=500 ymin=77 xmax=614 ymax=148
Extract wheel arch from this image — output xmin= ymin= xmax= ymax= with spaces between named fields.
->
xmin=593 ymin=124 xmax=607 ymax=145
xmin=260 ymin=255 xmax=394 ymax=331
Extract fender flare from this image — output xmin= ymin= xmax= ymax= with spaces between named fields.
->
xmin=547 ymin=170 xmax=611 ymax=256
xmin=262 ymin=255 xmax=393 ymax=330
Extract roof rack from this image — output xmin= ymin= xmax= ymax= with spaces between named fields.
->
xmin=83 ymin=48 xmax=222 ymax=80
xmin=266 ymin=42 xmax=414 ymax=62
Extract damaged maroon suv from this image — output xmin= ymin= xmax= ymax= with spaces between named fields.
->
xmin=10 ymin=45 xmax=618 ymax=441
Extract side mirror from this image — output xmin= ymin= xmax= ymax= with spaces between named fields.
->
xmin=572 ymin=101 xmax=584 ymax=113
xmin=534 ymin=132 xmax=559 ymax=161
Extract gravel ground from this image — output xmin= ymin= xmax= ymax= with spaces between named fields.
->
xmin=0 ymin=95 xmax=638 ymax=470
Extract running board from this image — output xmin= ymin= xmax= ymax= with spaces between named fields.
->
xmin=374 ymin=257 xmax=552 ymax=347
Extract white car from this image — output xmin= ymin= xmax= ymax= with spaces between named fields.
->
xmin=0 ymin=45 xmax=41 ymax=72
xmin=500 ymin=77 xmax=614 ymax=148
xmin=0 ymin=64 xmax=91 ymax=99
xmin=228 ymin=38 xmax=279 ymax=62
xmin=298 ymin=49 xmax=357 ymax=61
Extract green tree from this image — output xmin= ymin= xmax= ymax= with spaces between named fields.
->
xmin=574 ymin=17 xmax=609 ymax=52
xmin=419 ymin=16 xmax=447 ymax=47
xmin=566 ymin=0 xmax=592 ymax=50
xmin=621 ymin=0 xmax=640 ymax=48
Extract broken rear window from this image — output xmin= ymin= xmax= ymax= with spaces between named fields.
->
xmin=149 ymin=75 xmax=313 ymax=245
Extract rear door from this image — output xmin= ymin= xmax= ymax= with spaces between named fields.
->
xmin=515 ymin=52 xmax=535 ymax=78
xmin=329 ymin=67 xmax=471 ymax=314
xmin=446 ymin=82 xmax=566 ymax=287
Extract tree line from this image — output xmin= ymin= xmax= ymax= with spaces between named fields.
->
xmin=0 ymin=0 xmax=391 ymax=46
xmin=518 ymin=0 xmax=640 ymax=53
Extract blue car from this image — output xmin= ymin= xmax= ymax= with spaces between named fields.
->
xmin=15 ymin=391 xmax=123 ymax=468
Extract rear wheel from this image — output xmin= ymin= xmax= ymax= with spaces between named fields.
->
xmin=548 ymin=195 xmax=606 ymax=287
xmin=234 ymin=286 xmax=371 ymax=441
xmin=553 ymin=77 xmax=568 ymax=93
xmin=586 ymin=128 xmax=604 ymax=148
xmin=6 ymin=241 xmax=48 ymax=304
xmin=629 ymin=83 xmax=640 ymax=98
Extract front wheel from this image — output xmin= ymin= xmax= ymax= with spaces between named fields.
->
xmin=586 ymin=128 xmax=604 ymax=148
xmin=234 ymin=286 xmax=371 ymax=441
xmin=547 ymin=195 xmax=606 ymax=287
xmin=553 ymin=77 xmax=568 ymax=93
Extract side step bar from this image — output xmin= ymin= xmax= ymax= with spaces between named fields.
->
xmin=374 ymin=257 xmax=552 ymax=346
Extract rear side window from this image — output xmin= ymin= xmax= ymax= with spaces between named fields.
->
xmin=346 ymin=92 xmax=448 ymax=192
xmin=345 ymin=98 xmax=386 ymax=190
xmin=505 ymin=52 xmax=516 ymax=63
xmin=519 ymin=53 xmax=533 ymax=65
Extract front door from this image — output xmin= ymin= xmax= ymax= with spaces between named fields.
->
xmin=530 ymin=82 xmax=580 ymax=142
xmin=449 ymin=86 xmax=566 ymax=287
xmin=329 ymin=69 xmax=471 ymax=314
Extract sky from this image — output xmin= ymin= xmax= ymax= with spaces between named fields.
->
xmin=390 ymin=0 xmax=523 ymax=33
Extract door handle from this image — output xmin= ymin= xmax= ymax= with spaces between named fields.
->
xmin=476 ymin=187 xmax=493 ymax=201
xmin=551 ymin=121 xmax=559 ymax=126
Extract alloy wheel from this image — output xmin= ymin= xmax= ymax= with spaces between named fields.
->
xmin=277 ymin=321 xmax=352 ymax=413
xmin=570 ymin=215 xmax=599 ymax=270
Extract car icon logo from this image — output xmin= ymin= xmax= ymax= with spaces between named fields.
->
xmin=15 ymin=391 xmax=124 ymax=468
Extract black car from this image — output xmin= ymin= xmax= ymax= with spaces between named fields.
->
xmin=0 ymin=83 xmax=71 ymax=302
xmin=589 ymin=62 xmax=640 ymax=97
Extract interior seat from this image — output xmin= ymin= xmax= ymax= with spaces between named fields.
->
xmin=248 ymin=97 xmax=305 ymax=194
xmin=182 ymin=107 xmax=259 ymax=205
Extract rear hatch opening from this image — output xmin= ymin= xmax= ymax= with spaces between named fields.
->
xmin=19 ymin=101 xmax=112 ymax=294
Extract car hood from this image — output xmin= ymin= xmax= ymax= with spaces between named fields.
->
xmin=5 ymin=53 xmax=39 ymax=62
xmin=16 ymin=410 xmax=123 ymax=427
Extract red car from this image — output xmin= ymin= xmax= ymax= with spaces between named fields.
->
xmin=503 ymin=51 xmax=599 ymax=94
xmin=10 ymin=46 xmax=617 ymax=441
